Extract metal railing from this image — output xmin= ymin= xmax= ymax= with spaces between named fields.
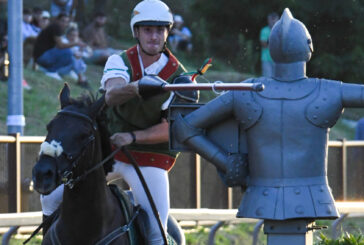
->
xmin=1 ymin=202 xmax=364 ymax=245
xmin=1 ymin=134 xmax=364 ymax=213
xmin=0 ymin=134 xmax=45 ymax=213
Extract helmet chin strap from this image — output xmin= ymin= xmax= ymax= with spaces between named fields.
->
xmin=136 ymin=38 xmax=167 ymax=57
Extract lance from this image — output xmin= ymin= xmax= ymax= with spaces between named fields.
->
xmin=162 ymin=82 xmax=264 ymax=92
xmin=138 ymin=76 xmax=265 ymax=100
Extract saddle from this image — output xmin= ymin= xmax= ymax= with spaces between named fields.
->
xmin=109 ymin=184 xmax=180 ymax=245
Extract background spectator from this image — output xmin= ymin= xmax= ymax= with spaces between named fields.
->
xmin=22 ymin=8 xmax=39 ymax=41
xmin=260 ymin=12 xmax=279 ymax=77
xmin=51 ymin=0 xmax=75 ymax=19
xmin=39 ymin=11 xmax=51 ymax=30
xmin=62 ymin=26 xmax=89 ymax=82
xmin=168 ymin=15 xmax=193 ymax=53
xmin=81 ymin=11 xmax=119 ymax=65
xmin=31 ymin=7 xmax=43 ymax=32
xmin=33 ymin=13 xmax=89 ymax=88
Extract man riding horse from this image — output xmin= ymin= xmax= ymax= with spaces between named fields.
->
xmin=39 ymin=0 xmax=193 ymax=244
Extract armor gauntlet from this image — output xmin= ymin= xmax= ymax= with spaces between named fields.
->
xmin=138 ymin=75 xmax=167 ymax=100
xmin=218 ymin=154 xmax=248 ymax=187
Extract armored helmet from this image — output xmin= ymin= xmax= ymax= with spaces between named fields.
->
xmin=130 ymin=0 xmax=173 ymax=37
xmin=269 ymin=8 xmax=313 ymax=63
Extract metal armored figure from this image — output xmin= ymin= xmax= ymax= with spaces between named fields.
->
xmin=172 ymin=8 xmax=364 ymax=244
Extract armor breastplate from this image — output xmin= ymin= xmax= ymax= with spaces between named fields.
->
xmin=235 ymin=77 xmax=341 ymax=220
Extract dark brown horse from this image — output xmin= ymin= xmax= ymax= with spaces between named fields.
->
xmin=32 ymin=84 xmax=136 ymax=244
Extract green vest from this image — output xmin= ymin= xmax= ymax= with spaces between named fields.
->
xmin=106 ymin=46 xmax=186 ymax=157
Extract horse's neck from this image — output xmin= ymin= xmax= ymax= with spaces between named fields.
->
xmin=57 ymin=169 xmax=123 ymax=243
xmin=58 ymin=139 xmax=122 ymax=237
xmin=61 ymin=168 xmax=114 ymax=220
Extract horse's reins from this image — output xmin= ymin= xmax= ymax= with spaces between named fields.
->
xmin=25 ymin=109 xmax=169 ymax=245
xmin=121 ymin=146 xmax=169 ymax=245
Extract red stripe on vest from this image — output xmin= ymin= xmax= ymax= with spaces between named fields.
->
xmin=112 ymin=146 xmax=176 ymax=171
xmin=126 ymin=46 xmax=143 ymax=81
xmin=126 ymin=45 xmax=179 ymax=81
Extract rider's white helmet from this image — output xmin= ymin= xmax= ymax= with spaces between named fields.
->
xmin=130 ymin=0 xmax=174 ymax=37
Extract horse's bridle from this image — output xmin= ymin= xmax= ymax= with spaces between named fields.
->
xmin=52 ymin=109 xmax=98 ymax=189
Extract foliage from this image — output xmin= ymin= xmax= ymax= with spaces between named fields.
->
xmin=316 ymin=232 xmax=364 ymax=245
xmin=15 ymin=0 xmax=364 ymax=82
xmin=189 ymin=0 xmax=364 ymax=82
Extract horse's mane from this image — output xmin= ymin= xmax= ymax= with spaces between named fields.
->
xmin=68 ymin=93 xmax=95 ymax=109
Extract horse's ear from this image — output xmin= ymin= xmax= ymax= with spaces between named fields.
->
xmin=59 ymin=83 xmax=71 ymax=109
xmin=89 ymin=94 xmax=106 ymax=118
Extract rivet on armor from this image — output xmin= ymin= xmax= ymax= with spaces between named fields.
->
xmin=295 ymin=205 xmax=304 ymax=214
xmin=263 ymin=189 xmax=269 ymax=196
xmin=130 ymin=51 xmax=134 ymax=54
xmin=315 ymin=106 xmax=319 ymax=109
xmin=255 ymin=207 xmax=264 ymax=216
xmin=294 ymin=188 xmax=301 ymax=195
xmin=326 ymin=206 xmax=332 ymax=214
xmin=136 ymin=73 xmax=140 ymax=77
xmin=172 ymin=63 xmax=176 ymax=66
xmin=313 ymin=115 xmax=317 ymax=119
xmin=319 ymin=187 xmax=324 ymax=192
xmin=324 ymin=120 xmax=329 ymax=124
xmin=166 ymin=161 xmax=169 ymax=164
xmin=248 ymin=117 xmax=252 ymax=121
xmin=151 ymin=158 xmax=155 ymax=162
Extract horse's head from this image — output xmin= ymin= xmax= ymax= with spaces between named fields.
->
xmin=32 ymin=83 xmax=105 ymax=194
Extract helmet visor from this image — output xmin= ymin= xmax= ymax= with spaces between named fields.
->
xmin=135 ymin=21 xmax=171 ymax=27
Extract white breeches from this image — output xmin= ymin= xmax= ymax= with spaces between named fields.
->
xmin=113 ymin=161 xmax=169 ymax=245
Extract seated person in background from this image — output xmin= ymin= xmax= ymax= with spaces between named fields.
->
xmin=51 ymin=0 xmax=75 ymax=19
xmin=31 ymin=7 xmax=43 ymax=33
xmin=168 ymin=15 xmax=192 ymax=53
xmin=39 ymin=11 xmax=51 ymax=30
xmin=62 ymin=26 xmax=89 ymax=82
xmin=30 ymin=7 xmax=51 ymax=31
xmin=33 ymin=13 xmax=89 ymax=88
xmin=22 ymin=8 xmax=40 ymax=41
xmin=81 ymin=11 xmax=119 ymax=65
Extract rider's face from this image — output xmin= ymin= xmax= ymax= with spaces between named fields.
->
xmin=135 ymin=25 xmax=168 ymax=56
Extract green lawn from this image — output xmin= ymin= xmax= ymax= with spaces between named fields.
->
xmin=2 ymin=217 xmax=363 ymax=245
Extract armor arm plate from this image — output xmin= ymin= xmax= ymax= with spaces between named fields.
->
xmin=341 ymin=82 xmax=364 ymax=107
xmin=184 ymin=91 xmax=234 ymax=128
xmin=173 ymin=92 xmax=234 ymax=172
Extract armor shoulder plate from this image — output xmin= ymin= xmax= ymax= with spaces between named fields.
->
xmin=233 ymin=79 xmax=263 ymax=130
xmin=305 ymin=79 xmax=343 ymax=128
xmin=258 ymin=77 xmax=317 ymax=100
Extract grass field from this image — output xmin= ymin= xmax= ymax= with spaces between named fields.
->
xmin=1 ymin=217 xmax=363 ymax=245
